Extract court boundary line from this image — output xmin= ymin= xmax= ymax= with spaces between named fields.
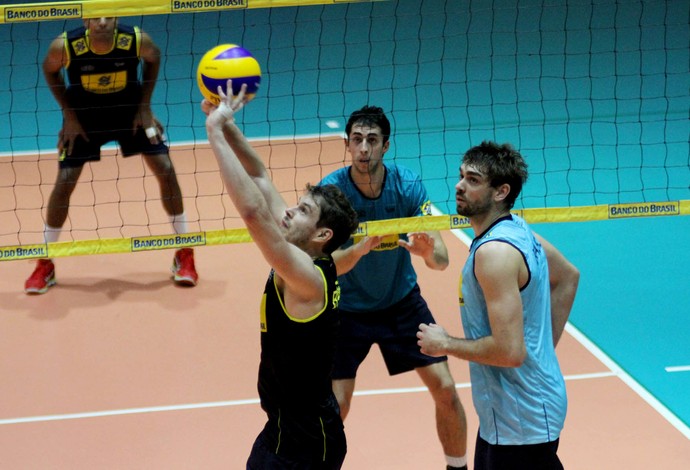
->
xmin=0 ymin=373 xmax=616 ymax=426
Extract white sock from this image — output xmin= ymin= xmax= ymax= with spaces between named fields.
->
xmin=44 ymin=224 xmax=61 ymax=244
xmin=170 ymin=212 xmax=188 ymax=235
xmin=445 ymin=455 xmax=467 ymax=468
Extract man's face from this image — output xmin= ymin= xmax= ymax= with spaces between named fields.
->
xmin=346 ymin=123 xmax=389 ymax=176
xmin=84 ymin=17 xmax=117 ymax=41
xmin=281 ymin=193 xmax=323 ymax=248
xmin=455 ymin=163 xmax=495 ymax=217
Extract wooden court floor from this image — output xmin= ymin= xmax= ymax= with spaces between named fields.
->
xmin=1 ymin=232 xmax=689 ymax=469
xmin=1 ymin=147 xmax=689 ymax=468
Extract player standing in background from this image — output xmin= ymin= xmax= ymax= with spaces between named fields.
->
xmin=320 ymin=105 xmax=468 ymax=470
xmin=204 ymin=82 xmax=359 ymax=469
xmin=25 ymin=17 xmax=197 ymax=294
xmin=417 ymin=141 xmax=580 ymax=470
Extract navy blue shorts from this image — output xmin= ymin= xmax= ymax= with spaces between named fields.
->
xmin=475 ymin=432 xmax=563 ymax=470
xmin=332 ymin=283 xmax=447 ymax=378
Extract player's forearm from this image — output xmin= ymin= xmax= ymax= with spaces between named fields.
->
xmin=550 ymin=266 xmax=580 ymax=346
xmin=445 ymin=335 xmax=526 ymax=368
xmin=424 ymin=232 xmax=449 ymax=271
xmin=207 ymin=124 xmax=267 ymax=218
xmin=332 ymin=245 xmax=363 ymax=275
xmin=222 ymin=122 xmax=268 ymax=178
xmin=425 ymin=247 xmax=449 ymax=271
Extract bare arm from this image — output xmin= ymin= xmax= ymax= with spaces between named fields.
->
xmin=333 ymin=228 xmax=448 ymax=276
xmin=398 ymin=230 xmax=449 ymax=270
xmin=201 ymin=98 xmax=287 ymax=223
xmin=43 ymin=34 xmax=87 ymax=155
xmin=417 ymin=241 xmax=527 ymax=367
xmin=135 ymin=30 xmax=161 ymax=133
xmin=331 ymin=236 xmax=381 ymax=275
xmin=204 ymin=85 xmax=324 ymax=318
xmin=534 ymin=233 xmax=580 ymax=346
xmin=220 ymin=121 xmax=287 ymax=224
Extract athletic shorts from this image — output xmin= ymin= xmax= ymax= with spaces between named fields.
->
xmin=474 ymin=431 xmax=563 ymax=470
xmin=246 ymin=419 xmax=346 ymax=470
xmin=332 ymin=283 xmax=447 ymax=378
xmin=59 ymin=90 xmax=168 ymax=168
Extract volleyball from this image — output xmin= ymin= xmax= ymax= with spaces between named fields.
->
xmin=196 ymin=44 xmax=262 ymax=105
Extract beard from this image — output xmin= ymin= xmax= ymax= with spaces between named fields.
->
xmin=456 ymin=196 xmax=492 ymax=217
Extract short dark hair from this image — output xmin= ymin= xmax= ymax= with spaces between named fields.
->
xmin=345 ymin=105 xmax=391 ymax=144
xmin=306 ymin=183 xmax=359 ymax=254
xmin=462 ymin=141 xmax=528 ymax=210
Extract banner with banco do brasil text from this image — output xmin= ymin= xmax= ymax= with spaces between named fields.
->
xmin=1 ymin=0 xmax=385 ymax=24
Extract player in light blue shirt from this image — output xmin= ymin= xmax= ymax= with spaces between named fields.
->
xmin=417 ymin=141 xmax=579 ymax=470
xmin=321 ymin=106 xmax=469 ymax=470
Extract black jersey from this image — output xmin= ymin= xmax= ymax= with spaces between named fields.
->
xmin=256 ymin=256 xmax=345 ymax=462
xmin=63 ymin=24 xmax=142 ymax=108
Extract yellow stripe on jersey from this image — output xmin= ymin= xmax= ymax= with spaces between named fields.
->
xmin=260 ymin=293 xmax=267 ymax=332
xmin=80 ymin=70 xmax=128 ymax=94
xmin=458 ymin=272 xmax=464 ymax=306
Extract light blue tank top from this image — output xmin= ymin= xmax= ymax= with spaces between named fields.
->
xmin=461 ymin=214 xmax=567 ymax=445
xmin=320 ymin=164 xmax=431 ymax=311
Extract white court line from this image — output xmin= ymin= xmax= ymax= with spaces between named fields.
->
xmin=0 ymin=372 xmax=614 ymax=426
xmin=566 ymin=323 xmax=690 ymax=439
xmin=665 ymin=365 xmax=690 ymax=373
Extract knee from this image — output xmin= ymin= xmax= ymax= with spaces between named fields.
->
xmin=429 ymin=378 xmax=462 ymax=410
xmin=337 ymin=398 xmax=350 ymax=419
xmin=332 ymin=380 xmax=354 ymax=419
xmin=433 ymin=381 xmax=460 ymax=408
xmin=145 ymin=153 xmax=175 ymax=175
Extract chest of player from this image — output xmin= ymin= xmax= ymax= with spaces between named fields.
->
xmin=66 ymin=33 xmax=140 ymax=94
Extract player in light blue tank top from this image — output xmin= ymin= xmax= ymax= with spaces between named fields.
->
xmin=462 ymin=214 xmax=567 ymax=445
xmin=320 ymin=164 xmax=429 ymax=311
xmin=417 ymin=141 xmax=579 ymax=470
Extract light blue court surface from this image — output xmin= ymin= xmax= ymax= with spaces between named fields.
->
xmin=1 ymin=0 xmax=689 ymax=435
xmin=533 ymin=216 xmax=690 ymax=437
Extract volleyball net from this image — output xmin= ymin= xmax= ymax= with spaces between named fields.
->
xmin=1 ymin=0 xmax=688 ymax=261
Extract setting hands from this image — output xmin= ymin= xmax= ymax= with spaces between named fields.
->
xmin=202 ymin=80 xmax=248 ymax=125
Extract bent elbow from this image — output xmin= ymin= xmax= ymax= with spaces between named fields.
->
xmin=571 ymin=267 xmax=581 ymax=289
xmin=504 ymin=345 xmax=527 ymax=368
xmin=238 ymin=205 xmax=263 ymax=224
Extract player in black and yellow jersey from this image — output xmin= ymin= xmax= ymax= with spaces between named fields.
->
xmin=25 ymin=17 xmax=197 ymax=294
xmin=203 ymin=82 xmax=359 ymax=469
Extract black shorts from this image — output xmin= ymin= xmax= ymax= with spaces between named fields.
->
xmin=332 ymin=283 xmax=447 ymax=378
xmin=246 ymin=418 xmax=346 ymax=470
xmin=59 ymin=90 xmax=168 ymax=168
xmin=475 ymin=432 xmax=563 ymax=470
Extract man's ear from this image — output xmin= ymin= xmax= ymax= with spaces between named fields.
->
xmin=382 ymin=139 xmax=390 ymax=155
xmin=316 ymin=227 xmax=334 ymax=244
xmin=493 ymin=183 xmax=511 ymax=203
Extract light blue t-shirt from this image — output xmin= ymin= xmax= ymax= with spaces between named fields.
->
xmin=461 ymin=214 xmax=567 ymax=445
xmin=320 ymin=164 xmax=432 ymax=312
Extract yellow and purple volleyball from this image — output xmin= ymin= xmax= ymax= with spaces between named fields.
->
xmin=196 ymin=44 xmax=262 ymax=105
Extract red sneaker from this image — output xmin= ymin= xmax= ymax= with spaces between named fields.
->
xmin=25 ymin=259 xmax=56 ymax=294
xmin=172 ymin=248 xmax=198 ymax=286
